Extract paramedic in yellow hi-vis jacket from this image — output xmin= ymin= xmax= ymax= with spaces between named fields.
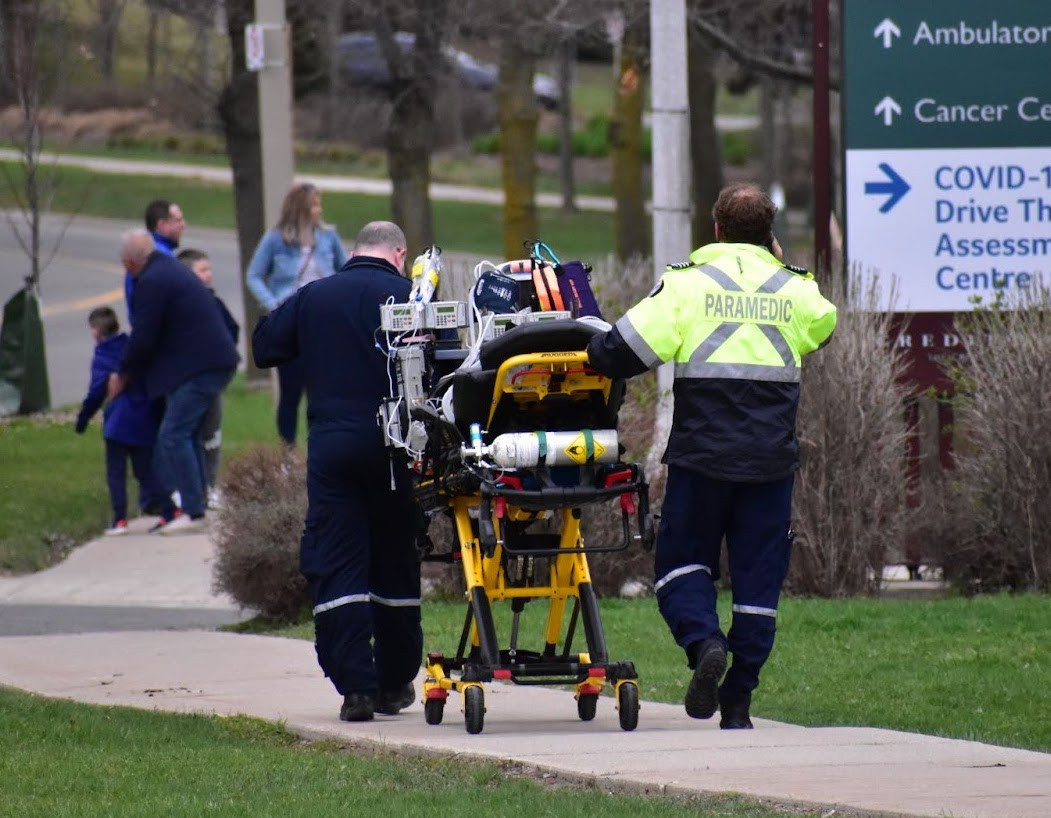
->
xmin=587 ymin=184 xmax=837 ymax=729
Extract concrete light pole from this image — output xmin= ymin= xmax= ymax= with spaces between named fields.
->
xmin=646 ymin=0 xmax=692 ymax=479
xmin=251 ymin=0 xmax=294 ymax=229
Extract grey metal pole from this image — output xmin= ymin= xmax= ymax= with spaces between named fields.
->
xmin=647 ymin=0 xmax=692 ymax=478
xmin=254 ymin=0 xmax=294 ymax=229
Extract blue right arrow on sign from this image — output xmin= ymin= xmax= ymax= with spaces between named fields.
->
xmin=864 ymin=163 xmax=911 ymax=213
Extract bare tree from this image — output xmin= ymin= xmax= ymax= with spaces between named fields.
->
xmin=369 ymin=2 xmax=449 ymax=258
xmin=0 ymin=0 xmax=70 ymax=413
xmin=0 ymin=0 xmax=70 ymax=294
xmin=90 ymin=0 xmax=127 ymax=84
xmin=609 ymin=14 xmax=646 ymax=261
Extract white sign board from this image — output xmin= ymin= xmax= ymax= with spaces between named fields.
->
xmin=847 ymin=148 xmax=1051 ymax=312
xmin=843 ymin=1 xmax=1051 ymax=312
xmin=245 ymin=23 xmax=266 ymax=72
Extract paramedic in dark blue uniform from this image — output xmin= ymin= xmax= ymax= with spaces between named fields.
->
xmin=252 ymin=221 xmax=422 ymax=722
xmin=587 ymin=185 xmax=836 ymax=729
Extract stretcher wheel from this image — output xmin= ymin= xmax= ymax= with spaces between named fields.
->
xmin=424 ymin=698 xmax=445 ymax=726
xmin=576 ymin=693 xmax=598 ymax=722
xmin=617 ymin=682 xmax=639 ymax=732
xmin=464 ymin=685 xmax=485 ymax=734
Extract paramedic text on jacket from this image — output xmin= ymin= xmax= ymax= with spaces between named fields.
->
xmin=586 ymin=183 xmax=836 ymax=729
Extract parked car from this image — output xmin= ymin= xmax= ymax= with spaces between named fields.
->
xmin=337 ymin=32 xmax=561 ymax=110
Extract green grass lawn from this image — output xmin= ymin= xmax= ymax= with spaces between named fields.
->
xmin=0 ymin=687 xmax=820 ymax=818
xmin=270 ymin=592 xmax=1051 ymax=753
xmin=0 ymin=161 xmax=614 ymax=260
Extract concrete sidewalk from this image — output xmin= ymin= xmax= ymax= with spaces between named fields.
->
xmin=1 ymin=528 xmax=1049 ymax=818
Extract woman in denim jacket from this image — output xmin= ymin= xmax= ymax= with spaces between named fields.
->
xmin=246 ymin=182 xmax=348 ymax=444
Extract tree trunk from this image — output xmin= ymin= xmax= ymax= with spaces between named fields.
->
xmin=556 ymin=36 xmax=576 ymax=212
xmin=498 ymin=42 xmax=538 ymax=260
xmin=325 ymin=0 xmax=343 ymax=138
xmin=688 ymin=26 xmax=722 ymax=248
xmin=374 ymin=1 xmax=444 ymax=260
xmin=218 ymin=0 xmax=266 ymax=383
xmin=96 ymin=0 xmax=124 ymax=85
xmin=146 ymin=5 xmax=158 ymax=88
xmin=610 ymin=23 xmax=647 ymax=261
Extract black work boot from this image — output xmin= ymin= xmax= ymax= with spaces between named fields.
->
xmin=375 ymin=682 xmax=415 ymax=715
xmin=339 ymin=692 xmax=375 ymax=722
xmin=684 ymin=639 xmax=727 ymax=719
xmin=719 ymin=692 xmax=753 ymax=729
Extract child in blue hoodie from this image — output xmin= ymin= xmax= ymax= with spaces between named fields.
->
xmin=75 ymin=306 xmax=177 ymax=535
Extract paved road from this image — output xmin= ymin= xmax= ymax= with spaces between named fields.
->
xmin=1 ymin=213 xmax=246 ymax=410
xmin=0 ymin=148 xmax=617 ymax=212
xmin=0 ymin=213 xmax=481 ymax=411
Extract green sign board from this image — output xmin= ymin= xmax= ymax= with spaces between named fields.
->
xmin=844 ymin=2 xmax=1051 ymax=150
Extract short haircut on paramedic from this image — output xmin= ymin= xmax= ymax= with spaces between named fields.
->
xmin=712 ymin=184 xmax=777 ymax=246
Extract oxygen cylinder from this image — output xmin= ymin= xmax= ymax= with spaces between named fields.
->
xmin=488 ymin=429 xmax=619 ymax=468
xmin=409 ymin=245 xmax=442 ymax=305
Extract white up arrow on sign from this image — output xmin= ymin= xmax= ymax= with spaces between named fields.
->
xmin=873 ymin=18 xmax=901 ymax=49
xmin=874 ymin=96 xmax=901 ymax=126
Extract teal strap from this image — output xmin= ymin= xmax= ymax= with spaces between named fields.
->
xmin=536 ymin=431 xmax=547 ymax=466
xmin=583 ymin=429 xmax=595 ymax=464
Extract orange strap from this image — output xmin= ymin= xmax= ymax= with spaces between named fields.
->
xmin=497 ymin=259 xmax=563 ymax=311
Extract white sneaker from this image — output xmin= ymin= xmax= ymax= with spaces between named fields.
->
xmin=207 ymin=488 xmax=223 ymax=510
xmin=158 ymin=513 xmax=205 ymax=535
xmin=104 ymin=520 xmax=129 ymax=536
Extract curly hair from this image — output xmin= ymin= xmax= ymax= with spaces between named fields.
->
xmin=711 ymin=183 xmax=776 ymax=246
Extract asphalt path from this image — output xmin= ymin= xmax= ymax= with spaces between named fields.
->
xmin=1 ymin=212 xmax=246 ymax=410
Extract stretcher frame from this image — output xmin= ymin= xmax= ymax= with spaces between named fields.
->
xmin=416 ymin=349 xmax=653 ymax=734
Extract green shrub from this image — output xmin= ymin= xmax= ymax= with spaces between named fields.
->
xmin=470 ymin=132 xmax=501 ymax=154
xmin=721 ymin=131 xmax=758 ymax=167
xmin=212 ymin=444 xmax=309 ymax=621
xmin=571 ymin=115 xmax=611 ymax=157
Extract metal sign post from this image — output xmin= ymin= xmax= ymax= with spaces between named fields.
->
xmin=249 ymin=0 xmax=294 ymax=231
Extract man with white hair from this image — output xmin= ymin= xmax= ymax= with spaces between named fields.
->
xmin=109 ymin=228 xmax=239 ymax=533
xmin=252 ymin=220 xmax=422 ymax=724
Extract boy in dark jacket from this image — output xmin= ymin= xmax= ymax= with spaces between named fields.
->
xmin=75 ymin=307 xmax=177 ymax=534
xmin=177 ymin=248 xmax=239 ymax=506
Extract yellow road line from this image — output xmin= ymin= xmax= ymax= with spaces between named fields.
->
xmin=41 ymin=287 xmax=124 ymax=318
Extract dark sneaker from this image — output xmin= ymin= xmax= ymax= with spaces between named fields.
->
xmin=684 ymin=639 xmax=727 ymax=719
xmin=339 ymin=693 xmax=375 ymax=722
xmin=375 ymin=682 xmax=415 ymax=715
xmin=719 ymin=692 xmax=754 ymax=729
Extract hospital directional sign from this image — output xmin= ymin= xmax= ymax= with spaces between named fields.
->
xmin=843 ymin=1 xmax=1051 ymax=312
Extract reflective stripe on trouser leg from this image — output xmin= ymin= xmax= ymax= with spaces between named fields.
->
xmin=653 ymin=466 xmax=733 ymax=663
xmin=301 ymin=498 xmax=376 ymax=697
xmin=721 ymin=475 xmax=795 ymax=700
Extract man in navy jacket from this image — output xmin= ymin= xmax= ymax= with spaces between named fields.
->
xmin=109 ymin=229 xmax=239 ymax=533
xmin=252 ymin=221 xmax=422 ymax=723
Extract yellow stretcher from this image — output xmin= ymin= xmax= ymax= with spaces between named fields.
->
xmin=412 ymin=320 xmax=654 ymax=734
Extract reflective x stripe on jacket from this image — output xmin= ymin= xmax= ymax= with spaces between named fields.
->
xmin=616 ymin=243 xmax=836 ymax=383
xmin=590 ymin=242 xmax=836 ymax=481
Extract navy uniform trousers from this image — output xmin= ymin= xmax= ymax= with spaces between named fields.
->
xmin=654 ymin=464 xmax=794 ymax=701
xmin=301 ymin=419 xmax=423 ymax=697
